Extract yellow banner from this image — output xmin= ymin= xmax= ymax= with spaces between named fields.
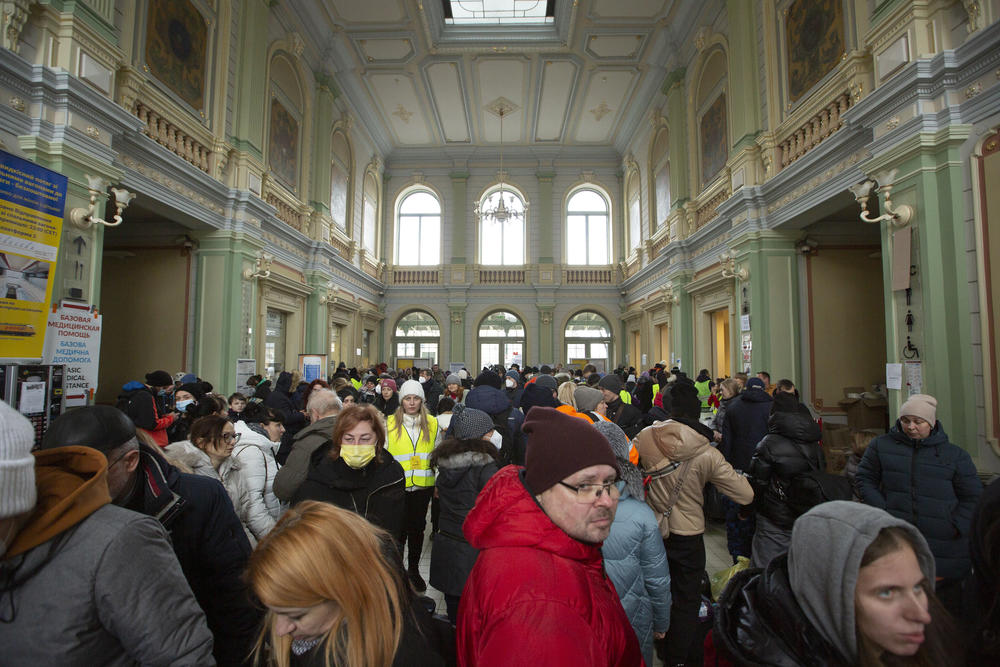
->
xmin=0 ymin=151 xmax=67 ymax=359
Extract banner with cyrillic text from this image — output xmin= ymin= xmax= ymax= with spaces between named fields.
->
xmin=42 ymin=301 xmax=102 ymax=406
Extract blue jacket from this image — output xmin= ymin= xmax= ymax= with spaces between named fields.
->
xmin=601 ymin=488 xmax=672 ymax=666
xmin=855 ymin=421 xmax=982 ymax=579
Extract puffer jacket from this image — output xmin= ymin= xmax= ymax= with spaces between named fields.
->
xmin=635 ymin=419 xmax=753 ymax=536
xmin=747 ymin=407 xmax=824 ymax=529
xmin=465 ymin=384 xmax=525 ymax=463
xmin=855 ymin=421 xmax=982 ymax=579
xmin=458 ymin=466 xmax=643 ymax=666
xmin=721 ymin=389 xmax=773 ymax=471
xmin=0 ymin=447 xmax=215 ymax=666
xmin=714 ymin=554 xmax=852 ymax=667
xmin=164 ymin=441 xmax=258 ymax=546
xmin=429 ymin=450 xmax=500 ymax=596
xmin=267 ymin=372 xmax=308 ymax=464
xmin=291 ymin=449 xmax=406 ymax=543
xmin=232 ymin=424 xmax=281 ymax=537
xmin=601 ymin=487 xmax=672 ymax=667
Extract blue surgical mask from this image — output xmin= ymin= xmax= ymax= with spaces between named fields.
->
xmin=175 ymin=399 xmax=195 ymax=412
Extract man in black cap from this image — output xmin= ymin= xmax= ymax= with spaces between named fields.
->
xmin=116 ymin=368 xmax=177 ymax=447
xmin=457 ymin=407 xmax=642 ymax=666
xmin=40 ymin=406 xmax=262 ymax=667
xmin=598 ymin=374 xmax=644 ymax=439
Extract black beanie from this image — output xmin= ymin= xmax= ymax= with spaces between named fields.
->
xmin=474 ymin=370 xmax=503 ymax=390
xmin=145 ymin=370 xmax=172 ymax=386
xmin=523 ymin=407 xmax=620 ymax=494
xmin=669 ymin=382 xmax=701 ymax=421
xmin=41 ymin=405 xmax=136 ymax=454
xmin=177 ymin=382 xmax=206 ymax=400
xmin=519 ymin=383 xmax=561 ymax=415
xmin=598 ymin=374 xmax=623 ymax=393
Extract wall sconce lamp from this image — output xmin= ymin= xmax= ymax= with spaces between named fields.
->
xmin=795 ymin=237 xmax=819 ymax=255
xmin=69 ymin=175 xmax=135 ymax=229
xmin=719 ymin=250 xmax=749 ymax=281
xmin=318 ymin=281 xmax=336 ymax=305
xmin=243 ymin=252 xmax=273 ymax=280
xmin=848 ymin=168 xmax=914 ymax=227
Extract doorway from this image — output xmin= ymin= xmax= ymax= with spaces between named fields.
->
xmin=710 ymin=308 xmax=731 ymax=377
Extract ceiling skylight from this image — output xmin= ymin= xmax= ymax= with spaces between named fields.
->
xmin=444 ymin=0 xmax=555 ymax=25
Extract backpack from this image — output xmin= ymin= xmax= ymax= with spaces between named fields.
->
xmin=785 ymin=440 xmax=853 ymax=515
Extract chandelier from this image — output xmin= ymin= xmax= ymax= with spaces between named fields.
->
xmin=475 ymin=98 xmax=525 ymax=224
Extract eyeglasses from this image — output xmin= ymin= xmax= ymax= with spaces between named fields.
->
xmin=221 ymin=432 xmax=242 ymax=442
xmin=558 ymin=480 xmax=620 ymax=504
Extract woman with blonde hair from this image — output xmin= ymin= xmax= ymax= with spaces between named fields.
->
xmin=248 ymin=501 xmax=446 ymax=667
xmin=556 ymin=379 xmax=577 ymax=409
xmin=386 ymin=380 xmax=442 ymax=592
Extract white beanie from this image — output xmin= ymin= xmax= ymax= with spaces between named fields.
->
xmin=0 ymin=400 xmax=37 ymax=519
xmin=899 ymin=393 xmax=937 ymax=425
xmin=398 ymin=379 xmax=425 ymax=401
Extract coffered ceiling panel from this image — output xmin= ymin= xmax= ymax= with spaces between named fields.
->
xmin=425 ymin=61 xmax=471 ymax=143
xmin=589 ymin=0 xmax=670 ymax=19
xmin=585 ymin=33 xmax=648 ymax=60
xmin=573 ymin=69 xmax=637 ymax=143
xmin=476 ymin=59 xmax=529 ymax=142
xmin=355 ymin=37 xmax=416 ymax=64
xmin=367 ymin=73 xmax=434 ymax=144
xmin=534 ymin=60 xmax=578 ymax=142
xmin=329 ymin=0 xmax=408 ymax=23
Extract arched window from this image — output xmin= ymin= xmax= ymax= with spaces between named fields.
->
xmin=650 ymin=126 xmax=670 ymax=232
xmin=479 ymin=185 xmax=526 ymax=265
xmin=394 ymin=311 xmax=441 ymax=366
xmin=330 ymin=129 xmax=351 ymax=230
xmin=395 ymin=190 xmax=441 ymax=265
xmin=565 ymin=311 xmax=612 ymax=370
xmin=478 ymin=310 xmax=525 ymax=368
xmin=566 ymin=188 xmax=610 ymax=265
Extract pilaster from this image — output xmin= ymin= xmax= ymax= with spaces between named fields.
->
xmin=450 ymin=171 xmax=469 ymax=263
xmin=535 ymin=170 xmax=555 ymax=263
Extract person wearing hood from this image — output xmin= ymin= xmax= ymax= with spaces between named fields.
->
xmin=374 ymin=377 xmax=400 ymax=417
xmin=465 ymin=369 xmax=525 ymax=465
xmin=504 ymin=368 xmax=523 ymax=404
xmin=457 ymin=407 xmax=643 ymax=666
xmin=266 ymin=371 xmax=309 ymax=464
xmin=634 ymin=381 xmax=753 ymax=667
xmin=273 ymin=389 xmax=342 ymax=503
xmin=428 ymin=405 xmax=502 ymax=623
xmin=599 ymin=374 xmax=644 ymax=439
xmin=38 ymin=405 xmax=260 ymax=667
xmin=856 ymin=394 xmax=982 ymax=606
xmin=746 ymin=391 xmax=824 ymax=568
xmin=386 ymin=379 xmax=442 ymax=592
xmin=232 ymin=402 xmax=283 ymax=529
xmin=165 ymin=381 xmax=213 ymax=443
xmin=0 ymin=401 xmax=215 ymax=665
xmin=575 ymin=385 xmax=611 ymax=423
xmin=715 ymin=501 xmax=959 ymax=666
xmin=116 ymin=368 xmax=177 ymax=447
xmin=292 ymin=404 xmax=405 ymax=543
xmin=598 ymin=420 xmax=671 ymax=667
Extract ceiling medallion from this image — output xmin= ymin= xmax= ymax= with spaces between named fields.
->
xmin=590 ymin=100 xmax=612 ymax=122
xmin=392 ymin=104 xmax=413 ymax=123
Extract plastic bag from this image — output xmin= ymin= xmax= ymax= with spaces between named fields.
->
xmin=710 ymin=556 xmax=750 ymax=601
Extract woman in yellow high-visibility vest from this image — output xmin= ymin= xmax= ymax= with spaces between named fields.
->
xmin=385 ymin=379 xmax=441 ymax=593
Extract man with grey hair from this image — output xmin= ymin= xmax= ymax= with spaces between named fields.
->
xmin=273 ymin=388 xmax=342 ymax=501
xmin=2 ymin=400 xmax=215 ymax=664
xmin=39 ymin=405 xmax=260 ymax=667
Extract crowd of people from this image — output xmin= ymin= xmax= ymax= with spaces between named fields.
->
xmin=0 ymin=359 xmax=996 ymax=666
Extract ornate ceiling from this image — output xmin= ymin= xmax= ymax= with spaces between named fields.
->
xmin=285 ymin=0 xmax=706 ymax=161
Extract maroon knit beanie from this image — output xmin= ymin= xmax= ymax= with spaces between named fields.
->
xmin=523 ymin=407 xmax=621 ymax=494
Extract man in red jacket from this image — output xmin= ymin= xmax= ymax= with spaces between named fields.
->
xmin=457 ymin=406 xmax=645 ymax=666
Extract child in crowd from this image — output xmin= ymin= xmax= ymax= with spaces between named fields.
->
xmin=228 ymin=392 xmax=247 ymax=422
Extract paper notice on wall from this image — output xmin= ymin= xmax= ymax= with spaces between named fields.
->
xmin=886 ymin=363 xmax=903 ymax=390
xmin=740 ymin=314 xmax=751 ymax=332
xmin=904 ymin=361 xmax=922 ymax=396
xmin=891 ymin=226 xmax=912 ymax=291
xmin=42 ymin=301 xmax=102 ymax=404
xmin=19 ymin=381 xmax=45 ymax=413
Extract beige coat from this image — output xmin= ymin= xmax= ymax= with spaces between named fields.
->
xmin=635 ymin=419 xmax=753 ymax=536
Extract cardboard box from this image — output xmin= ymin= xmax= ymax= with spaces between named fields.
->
xmin=837 ymin=396 xmax=889 ymax=431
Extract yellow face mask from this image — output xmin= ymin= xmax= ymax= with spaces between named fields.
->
xmin=339 ymin=444 xmax=376 ymax=469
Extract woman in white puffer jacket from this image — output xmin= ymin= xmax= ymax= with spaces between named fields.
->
xmin=233 ymin=402 xmax=284 ymax=530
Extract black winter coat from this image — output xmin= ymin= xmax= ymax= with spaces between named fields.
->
xmin=429 ymin=451 xmax=500 ymax=596
xmin=747 ymin=407 xmax=824 ymax=529
xmin=715 ymin=554 xmax=851 ymax=667
xmin=423 ymin=379 xmax=443 ymax=415
xmin=292 ymin=451 xmax=406 ymax=543
xmin=131 ymin=445 xmax=261 ymax=667
xmin=606 ymin=398 xmax=645 ymax=439
xmin=721 ymin=389 xmax=773 ymax=471
xmin=856 ymin=422 xmax=982 ymax=580
xmin=267 ymin=371 xmax=308 ymax=464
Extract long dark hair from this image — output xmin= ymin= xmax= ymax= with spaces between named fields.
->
xmin=855 ymin=527 xmax=961 ymax=667
xmin=428 ymin=436 xmax=500 ymax=469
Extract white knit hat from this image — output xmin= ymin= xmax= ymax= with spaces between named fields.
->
xmin=398 ymin=379 xmax=425 ymax=401
xmin=0 ymin=399 xmax=37 ymax=519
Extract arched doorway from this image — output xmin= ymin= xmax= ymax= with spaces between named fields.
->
xmin=393 ymin=311 xmax=440 ymax=368
xmin=478 ymin=310 xmax=525 ymax=369
xmin=564 ymin=311 xmax=612 ymax=372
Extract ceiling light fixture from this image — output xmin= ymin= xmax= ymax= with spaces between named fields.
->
xmin=475 ymin=98 xmax=525 ymax=225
